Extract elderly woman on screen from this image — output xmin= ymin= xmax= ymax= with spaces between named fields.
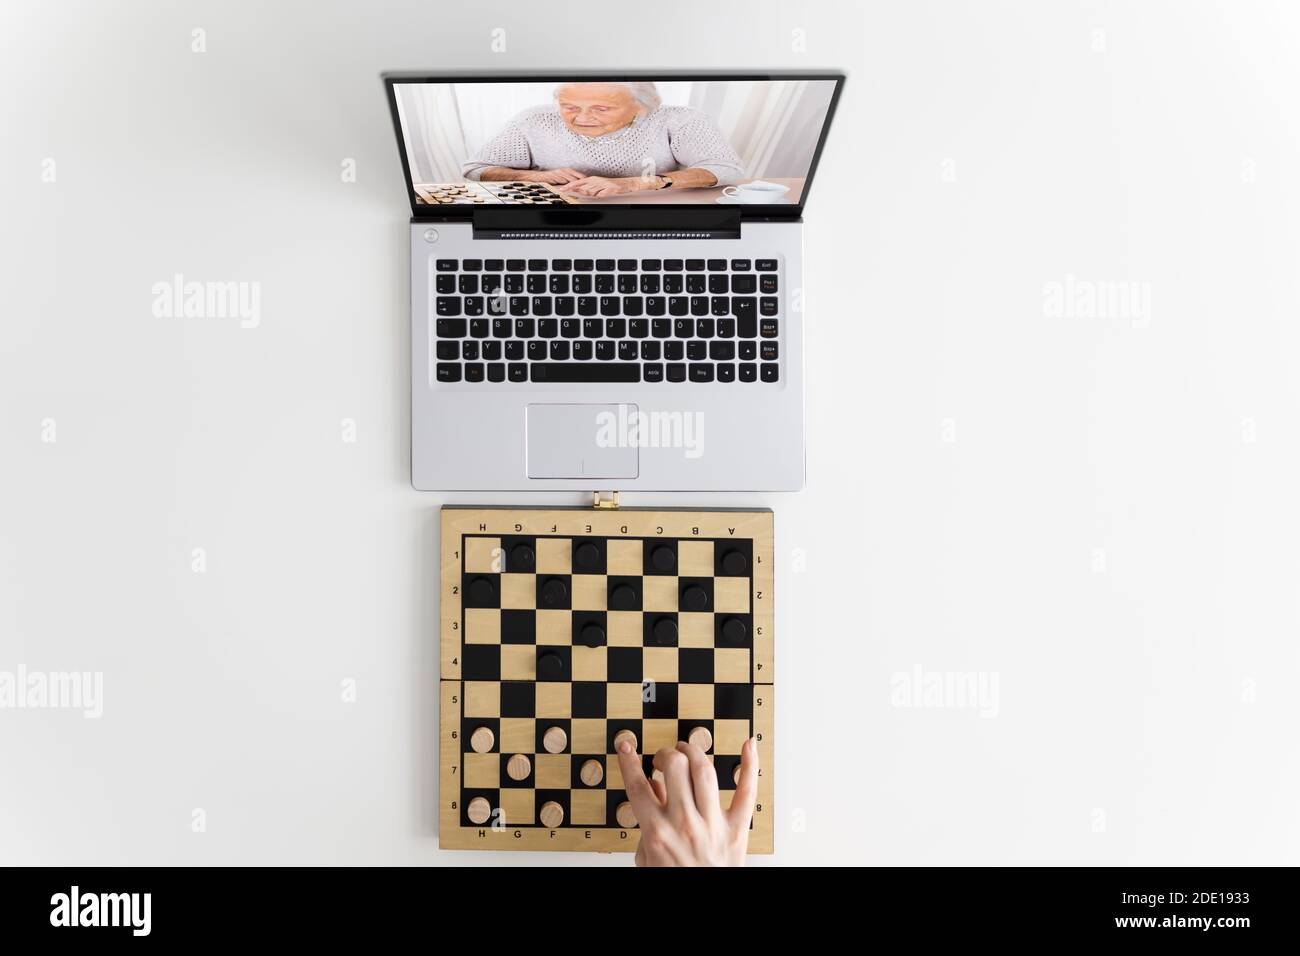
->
xmin=461 ymin=82 xmax=744 ymax=197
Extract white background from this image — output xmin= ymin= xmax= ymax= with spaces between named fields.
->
xmin=2 ymin=0 xmax=1298 ymax=866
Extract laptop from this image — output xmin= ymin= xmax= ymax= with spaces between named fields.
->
xmin=383 ymin=71 xmax=844 ymax=491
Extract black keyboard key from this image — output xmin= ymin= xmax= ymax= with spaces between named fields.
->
xmin=538 ymin=319 xmax=558 ymax=338
xmin=436 ymin=259 xmax=457 ymax=272
xmin=687 ymin=341 xmax=707 ymax=361
xmin=730 ymin=259 xmax=751 ymax=271
xmin=733 ymin=298 xmax=757 ymax=337
xmin=690 ymin=296 xmax=710 ymax=317
xmin=760 ymin=363 xmax=779 ymax=383
xmin=560 ymin=319 xmax=581 ymax=339
xmin=600 ymin=296 xmax=620 ymax=317
xmin=482 ymin=340 xmax=502 ymax=360
xmin=709 ymin=275 xmax=729 ymax=294
xmin=623 ymin=297 xmax=643 ymax=317
xmin=740 ymin=341 xmax=757 ymax=360
xmin=527 ymin=258 xmax=546 ymax=272
xmin=709 ymin=341 xmax=735 ymax=360
xmin=605 ymin=319 xmax=627 ymax=338
xmin=756 ymin=259 xmax=777 ymax=271
xmin=666 ymin=363 xmax=687 ymax=382
xmin=760 ymin=319 xmax=779 ymax=338
xmin=507 ymin=259 xmax=525 ymax=271
xmin=618 ymin=341 xmax=638 ymax=361
xmin=643 ymin=362 xmax=664 ymax=382
xmin=668 ymin=297 xmax=690 ymax=317
xmin=505 ymin=340 xmax=524 ymax=360
xmin=463 ymin=296 xmax=485 ymax=316
xmin=717 ymin=318 xmax=736 ymax=337
xmin=696 ymin=319 xmax=715 ymax=338
xmin=487 ymin=362 xmax=506 ymax=382
xmin=462 ymin=341 xmax=479 ymax=360
xmin=595 ymin=275 xmax=615 ymax=294
xmin=686 ymin=275 xmax=707 ymax=294
xmin=731 ymin=274 xmax=756 ymax=294
xmin=530 ymin=363 xmax=640 ymax=383
xmin=640 ymin=274 xmax=660 ymax=294
xmin=436 ymin=341 xmax=459 ymax=360
xmin=548 ymin=275 xmax=569 ymax=294
xmin=485 ymin=259 xmax=504 ymax=271
xmin=596 ymin=259 xmax=615 ymax=271
xmin=436 ymin=275 xmax=455 ymax=294
xmin=527 ymin=341 xmax=547 ymax=361
xmin=673 ymin=318 xmax=693 ymax=338
xmin=583 ymin=318 xmax=603 ymax=337
xmin=689 ymin=364 xmax=714 ymax=382
xmin=459 ymin=275 xmax=479 ymax=294
xmin=664 ymin=259 xmax=684 ymax=271
xmin=481 ymin=275 xmax=502 ymax=294
xmin=471 ymin=319 xmax=489 ymax=339
xmin=463 ymin=259 xmax=482 ymax=271
xmin=464 ymin=362 xmax=485 ymax=382
xmin=508 ymin=363 xmax=528 ymax=382
xmin=618 ymin=275 xmax=637 ymax=295
xmin=760 ymin=297 xmax=779 ymax=316
xmin=739 ymin=362 xmax=757 ymax=382
xmin=717 ymin=363 xmax=735 ymax=383
xmin=531 ymin=297 xmax=552 ymax=317
xmin=595 ymin=340 xmax=615 ymax=361
xmin=572 ymin=275 xmax=593 ymax=294
xmin=436 ymin=362 xmax=461 ymax=381
xmin=509 ymin=297 xmax=529 ymax=317
xmin=555 ymin=297 xmax=576 ymax=317
xmin=629 ymin=319 xmax=649 ymax=338
xmin=527 ymin=275 xmax=547 ymax=294
xmin=573 ymin=341 xmax=594 ymax=360
xmin=436 ymin=318 xmax=467 ymax=337
xmin=760 ymin=275 xmax=778 ymax=294
xmin=436 ymin=297 xmax=461 ymax=317
xmin=711 ymin=296 xmax=730 ymax=317
xmin=664 ymin=341 xmax=685 ymax=361
xmin=515 ymin=318 xmax=535 ymax=338
xmin=641 ymin=259 xmax=661 ymax=271
xmin=574 ymin=259 xmax=594 ymax=271
xmin=504 ymin=274 xmax=524 ymax=294
xmin=685 ymin=259 xmax=705 ymax=272
xmin=551 ymin=259 xmax=572 ymax=271
xmin=663 ymin=275 xmax=684 ymax=294
xmin=617 ymin=259 xmax=636 ymax=272
xmin=645 ymin=296 xmax=666 ymax=316
xmin=550 ymin=340 xmax=570 ymax=360
xmin=640 ymin=341 xmax=661 ymax=360
xmin=652 ymin=319 xmax=672 ymax=338
xmin=761 ymin=341 xmax=779 ymax=361
xmin=577 ymin=297 xmax=598 ymax=316
xmin=707 ymin=258 xmax=727 ymax=271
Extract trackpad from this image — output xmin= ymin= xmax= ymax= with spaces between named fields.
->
xmin=526 ymin=404 xmax=639 ymax=479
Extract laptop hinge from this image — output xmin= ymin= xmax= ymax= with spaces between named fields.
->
xmin=471 ymin=206 xmax=741 ymax=239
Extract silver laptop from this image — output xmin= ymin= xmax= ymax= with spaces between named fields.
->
xmin=384 ymin=71 xmax=844 ymax=491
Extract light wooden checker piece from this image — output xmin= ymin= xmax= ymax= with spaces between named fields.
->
xmin=439 ymin=506 xmax=774 ymax=853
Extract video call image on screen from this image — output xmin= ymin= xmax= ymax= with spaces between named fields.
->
xmin=392 ymin=79 xmax=837 ymax=206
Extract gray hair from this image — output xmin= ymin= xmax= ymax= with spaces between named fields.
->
xmin=553 ymin=81 xmax=662 ymax=112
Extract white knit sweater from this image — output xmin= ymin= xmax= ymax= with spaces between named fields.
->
xmin=462 ymin=105 xmax=744 ymax=185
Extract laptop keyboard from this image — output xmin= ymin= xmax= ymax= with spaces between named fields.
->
xmin=431 ymin=257 xmax=781 ymax=384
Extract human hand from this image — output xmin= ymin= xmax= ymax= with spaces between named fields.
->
xmin=615 ymin=736 xmax=759 ymax=866
xmin=521 ymin=167 xmax=585 ymax=185
xmin=554 ymin=175 xmax=648 ymax=197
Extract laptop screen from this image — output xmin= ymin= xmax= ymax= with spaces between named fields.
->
xmin=387 ymin=75 xmax=841 ymax=212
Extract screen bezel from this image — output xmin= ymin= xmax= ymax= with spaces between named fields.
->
xmin=382 ymin=70 xmax=845 ymax=222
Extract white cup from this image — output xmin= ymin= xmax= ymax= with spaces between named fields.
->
xmin=722 ymin=180 xmax=791 ymax=202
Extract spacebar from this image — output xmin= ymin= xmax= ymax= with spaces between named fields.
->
xmin=529 ymin=363 xmax=640 ymax=383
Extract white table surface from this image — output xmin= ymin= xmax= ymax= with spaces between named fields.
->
xmin=2 ymin=0 xmax=1298 ymax=866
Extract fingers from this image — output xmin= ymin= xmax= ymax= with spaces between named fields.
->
xmin=652 ymin=746 xmax=700 ymax=822
xmin=675 ymin=741 xmax=722 ymax=821
xmin=649 ymin=776 xmax=667 ymax=806
xmin=616 ymin=738 xmax=661 ymax=825
xmin=727 ymin=737 xmax=760 ymax=831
